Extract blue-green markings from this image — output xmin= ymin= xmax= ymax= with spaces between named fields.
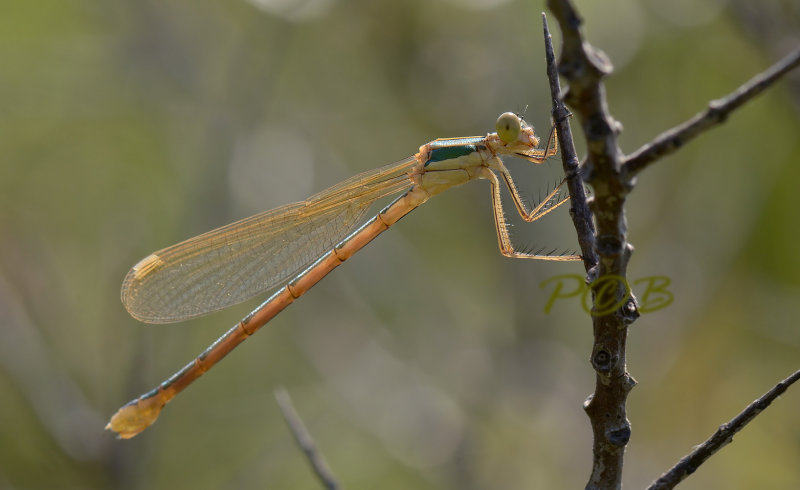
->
xmin=425 ymin=144 xmax=477 ymax=166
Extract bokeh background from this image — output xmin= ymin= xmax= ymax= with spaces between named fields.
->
xmin=1 ymin=0 xmax=798 ymax=488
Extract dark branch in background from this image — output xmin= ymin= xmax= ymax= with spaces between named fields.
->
xmin=647 ymin=368 xmax=800 ymax=490
xmin=545 ymin=1 xmax=637 ymax=488
xmin=541 ymin=13 xmax=597 ymax=272
xmin=625 ymin=47 xmax=800 ymax=177
xmin=274 ymin=388 xmax=340 ymax=490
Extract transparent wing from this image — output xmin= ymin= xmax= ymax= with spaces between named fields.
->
xmin=122 ymin=157 xmax=417 ymax=323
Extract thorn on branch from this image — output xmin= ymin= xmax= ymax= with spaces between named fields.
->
xmin=541 ymin=10 xmax=597 ymax=271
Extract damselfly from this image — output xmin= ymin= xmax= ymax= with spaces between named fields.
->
xmin=107 ymin=112 xmax=579 ymax=438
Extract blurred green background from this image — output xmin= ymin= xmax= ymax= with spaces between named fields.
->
xmin=1 ymin=0 xmax=798 ymax=488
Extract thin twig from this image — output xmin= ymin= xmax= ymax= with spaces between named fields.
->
xmin=274 ymin=387 xmax=340 ymax=490
xmin=541 ymin=12 xmax=597 ymax=272
xmin=647 ymin=368 xmax=800 ymax=490
xmin=625 ymin=46 xmax=800 ymax=177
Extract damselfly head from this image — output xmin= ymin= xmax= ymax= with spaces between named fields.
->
xmin=496 ymin=112 xmax=522 ymax=144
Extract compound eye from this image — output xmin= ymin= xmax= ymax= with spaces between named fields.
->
xmin=496 ymin=112 xmax=522 ymax=144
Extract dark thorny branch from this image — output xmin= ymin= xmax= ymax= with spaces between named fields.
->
xmin=647 ymin=368 xmax=800 ymax=490
xmin=542 ymin=1 xmax=800 ymax=489
xmin=274 ymin=388 xmax=340 ymax=490
xmin=545 ymin=2 xmax=637 ymax=488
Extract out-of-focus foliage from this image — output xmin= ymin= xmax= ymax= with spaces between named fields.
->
xmin=0 ymin=1 xmax=798 ymax=488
